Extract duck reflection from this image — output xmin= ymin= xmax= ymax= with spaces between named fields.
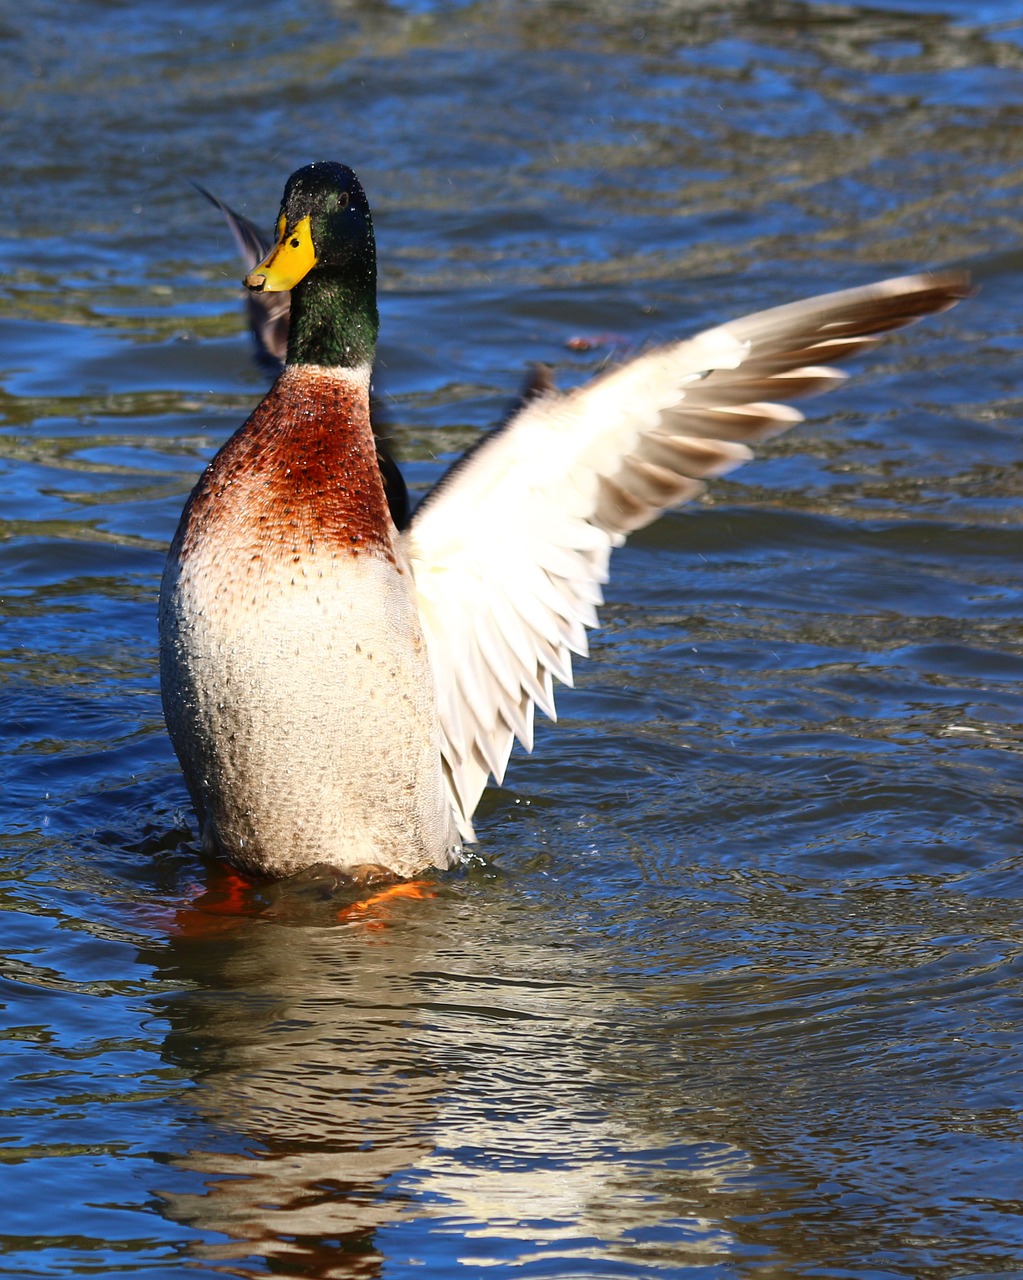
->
xmin=146 ymin=866 xmax=445 ymax=1277
xmin=143 ymin=861 xmax=760 ymax=1275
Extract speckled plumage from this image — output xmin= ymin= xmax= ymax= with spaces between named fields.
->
xmin=159 ymin=363 xmax=460 ymax=879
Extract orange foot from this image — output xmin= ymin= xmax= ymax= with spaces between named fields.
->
xmin=173 ymin=864 xmax=263 ymax=937
xmin=339 ymin=878 xmax=437 ymax=927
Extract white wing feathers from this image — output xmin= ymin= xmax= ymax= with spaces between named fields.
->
xmin=403 ymin=270 xmax=969 ymax=839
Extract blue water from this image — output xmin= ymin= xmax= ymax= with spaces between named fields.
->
xmin=3 ymin=1 xmax=1023 ymax=1276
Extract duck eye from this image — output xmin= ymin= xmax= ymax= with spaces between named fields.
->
xmin=290 ymin=237 xmax=300 ymax=248
xmin=339 ymin=191 xmax=350 ymax=209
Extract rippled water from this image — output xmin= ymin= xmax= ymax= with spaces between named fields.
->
xmin=4 ymin=1 xmax=1023 ymax=1276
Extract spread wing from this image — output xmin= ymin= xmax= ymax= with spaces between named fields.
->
xmin=402 ymin=271 xmax=970 ymax=839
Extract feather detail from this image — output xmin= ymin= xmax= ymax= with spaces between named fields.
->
xmin=405 ymin=270 xmax=971 ymax=837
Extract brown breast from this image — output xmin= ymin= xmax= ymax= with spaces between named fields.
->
xmin=174 ymin=364 xmax=395 ymax=568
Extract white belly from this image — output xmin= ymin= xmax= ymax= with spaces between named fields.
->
xmin=159 ymin=544 xmax=461 ymax=879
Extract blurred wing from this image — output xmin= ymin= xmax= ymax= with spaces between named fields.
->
xmin=405 ymin=270 xmax=969 ymax=838
xmin=192 ymin=181 xmax=271 ymax=265
xmin=193 ymin=181 xmax=290 ymax=368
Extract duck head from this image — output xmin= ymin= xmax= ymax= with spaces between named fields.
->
xmin=244 ymin=161 xmax=378 ymax=369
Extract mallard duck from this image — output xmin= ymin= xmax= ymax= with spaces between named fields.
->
xmin=161 ymin=161 xmax=969 ymax=882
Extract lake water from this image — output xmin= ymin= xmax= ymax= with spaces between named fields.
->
xmin=3 ymin=1 xmax=1023 ymax=1276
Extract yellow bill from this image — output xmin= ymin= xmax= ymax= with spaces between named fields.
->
xmin=244 ymin=214 xmax=317 ymax=292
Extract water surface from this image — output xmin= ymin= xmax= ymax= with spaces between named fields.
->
xmin=3 ymin=1 xmax=1023 ymax=1276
